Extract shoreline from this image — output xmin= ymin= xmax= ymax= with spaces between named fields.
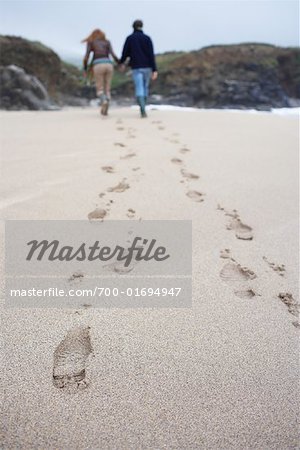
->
xmin=2 ymin=103 xmax=300 ymax=116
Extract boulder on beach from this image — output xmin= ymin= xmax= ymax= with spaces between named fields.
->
xmin=0 ymin=64 xmax=57 ymax=110
xmin=0 ymin=35 xmax=95 ymax=108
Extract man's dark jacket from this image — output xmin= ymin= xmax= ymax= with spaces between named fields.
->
xmin=120 ymin=30 xmax=157 ymax=71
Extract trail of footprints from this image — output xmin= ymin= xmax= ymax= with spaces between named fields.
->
xmin=87 ymin=119 xmax=141 ymax=221
xmin=89 ymin=119 xmax=205 ymax=222
xmin=55 ymin=232 xmax=141 ymax=393
xmin=218 ymin=207 xmax=298 ymax=327
xmin=89 ymin=118 xmax=297 ymax=317
xmin=166 ymin=130 xmax=204 ymax=203
xmin=53 ymin=116 xmax=299 ymax=395
xmin=71 ymin=120 xmax=207 ymax=391
xmin=219 ymin=248 xmax=257 ymax=299
xmin=159 ymin=125 xmax=297 ymax=319
xmin=263 ymin=256 xmax=286 ymax=276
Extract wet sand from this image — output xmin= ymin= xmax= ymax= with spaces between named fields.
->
xmin=1 ymin=107 xmax=299 ymax=449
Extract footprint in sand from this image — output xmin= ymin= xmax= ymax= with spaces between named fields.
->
xmin=219 ymin=250 xmax=258 ymax=298
xmin=158 ymin=126 xmax=165 ymax=130
xmin=102 ymin=166 xmax=114 ymax=173
xmin=278 ymin=293 xmax=299 ymax=318
xmin=171 ymin=157 xmax=183 ymax=165
xmin=181 ymin=169 xmax=199 ymax=180
xmin=107 ymin=180 xmax=130 ymax=193
xmin=218 ymin=205 xmax=253 ymax=240
xmin=263 ymin=256 xmax=285 ymax=276
xmin=117 ymin=127 xmax=125 ymax=131
xmin=121 ymin=153 xmax=136 ymax=160
xmin=88 ymin=208 xmax=107 ymax=220
xmin=220 ymin=261 xmax=257 ymax=282
xmin=234 ymin=289 xmax=256 ymax=299
xmin=103 ymin=259 xmax=137 ymax=274
xmin=132 ymin=167 xmax=140 ymax=171
xmin=53 ymin=326 xmax=93 ymax=392
xmin=186 ymin=190 xmax=204 ymax=202
xmin=114 ymin=142 xmax=126 ymax=147
xmin=68 ymin=271 xmax=84 ymax=282
xmin=220 ymin=248 xmax=233 ymax=260
xmin=103 ymin=233 xmax=141 ymax=273
xmin=127 ymin=128 xmax=136 ymax=139
xmin=114 ymin=263 xmax=135 ymax=274
xmin=126 ymin=208 xmax=135 ymax=218
xmin=180 ymin=147 xmax=191 ymax=154
xmin=227 ymin=217 xmax=253 ymax=241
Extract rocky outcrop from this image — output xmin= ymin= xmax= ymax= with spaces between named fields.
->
xmin=0 ymin=65 xmax=57 ymax=110
xmin=0 ymin=36 xmax=62 ymax=97
xmin=113 ymin=44 xmax=300 ymax=109
xmin=1 ymin=36 xmax=299 ymax=110
xmin=0 ymin=35 xmax=94 ymax=109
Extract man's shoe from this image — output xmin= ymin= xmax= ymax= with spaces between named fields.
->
xmin=137 ymin=96 xmax=146 ymax=118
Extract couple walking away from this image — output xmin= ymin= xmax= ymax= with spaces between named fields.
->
xmin=83 ymin=20 xmax=157 ymax=118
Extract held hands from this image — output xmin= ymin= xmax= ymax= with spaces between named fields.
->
xmin=118 ymin=63 xmax=126 ymax=73
xmin=152 ymin=71 xmax=158 ymax=81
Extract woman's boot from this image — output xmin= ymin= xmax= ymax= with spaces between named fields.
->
xmin=101 ymin=95 xmax=109 ymax=116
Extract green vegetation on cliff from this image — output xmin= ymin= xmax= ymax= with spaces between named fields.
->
xmin=112 ymin=44 xmax=300 ymax=105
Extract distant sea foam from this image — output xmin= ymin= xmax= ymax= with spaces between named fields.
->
xmin=131 ymin=104 xmax=300 ymax=116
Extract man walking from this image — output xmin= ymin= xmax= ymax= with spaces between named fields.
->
xmin=120 ymin=20 xmax=158 ymax=117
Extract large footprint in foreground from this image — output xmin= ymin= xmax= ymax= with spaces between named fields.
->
xmin=53 ymin=326 xmax=93 ymax=392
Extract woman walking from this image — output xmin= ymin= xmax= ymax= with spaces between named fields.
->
xmin=82 ymin=29 xmax=119 ymax=115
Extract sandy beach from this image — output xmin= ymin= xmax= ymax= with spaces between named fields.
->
xmin=1 ymin=106 xmax=299 ymax=448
